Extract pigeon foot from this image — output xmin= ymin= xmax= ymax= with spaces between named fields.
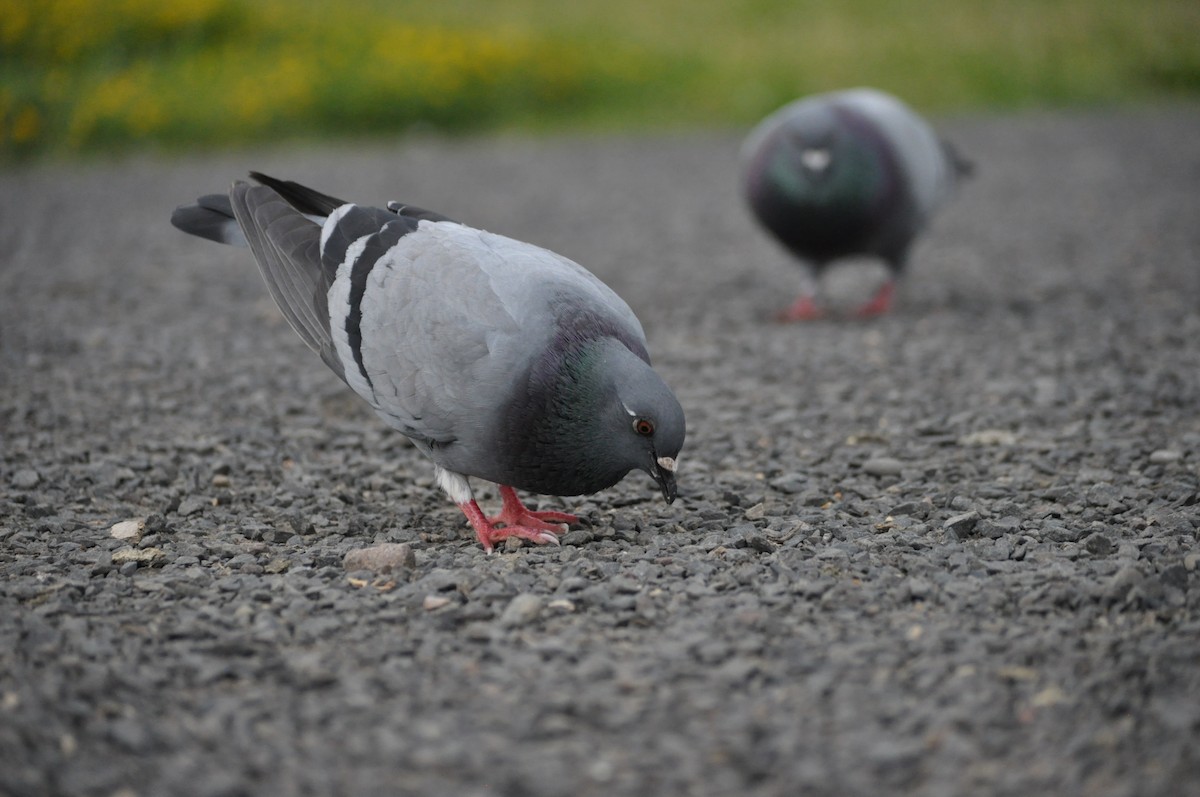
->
xmin=853 ymin=280 xmax=895 ymax=318
xmin=459 ymin=486 xmax=577 ymax=553
xmin=776 ymin=294 xmax=826 ymax=322
xmin=489 ymin=485 xmax=578 ymax=529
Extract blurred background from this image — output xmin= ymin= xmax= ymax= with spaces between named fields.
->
xmin=2 ymin=0 xmax=1198 ymax=161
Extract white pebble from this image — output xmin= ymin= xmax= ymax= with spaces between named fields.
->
xmin=862 ymin=457 xmax=904 ymax=476
xmin=422 ymin=595 xmax=451 ymax=611
xmin=499 ymin=593 xmax=543 ymax=627
xmin=110 ymin=519 xmax=145 ymax=541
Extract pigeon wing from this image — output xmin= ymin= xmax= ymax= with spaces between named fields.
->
xmin=228 ymin=182 xmax=344 ymax=379
xmin=339 ymin=222 xmax=525 ymax=448
xmin=837 ymin=89 xmax=959 ymax=214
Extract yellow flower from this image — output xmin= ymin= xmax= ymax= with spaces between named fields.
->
xmin=11 ymin=105 xmax=42 ymax=144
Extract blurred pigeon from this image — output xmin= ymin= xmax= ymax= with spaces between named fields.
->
xmin=741 ymin=88 xmax=972 ymax=320
xmin=171 ymin=173 xmax=685 ymax=552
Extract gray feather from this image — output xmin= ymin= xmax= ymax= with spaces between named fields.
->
xmin=227 ymin=182 xmax=343 ymax=380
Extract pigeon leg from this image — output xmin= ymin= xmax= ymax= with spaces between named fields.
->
xmin=776 ymin=266 xmax=825 ymax=322
xmin=458 ymin=499 xmax=564 ymax=554
xmin=853 ymin=279 xmax=895 ymax=318
xmin=777 ymin=293 xmax=826 ymax=322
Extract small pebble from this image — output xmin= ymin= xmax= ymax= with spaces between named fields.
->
xmin=1159 ymin=564 xmax=1188 ymax=591
xmin=11 ymin=469 xmax=40 ymax=489
xmin=499 ymin=593 xmax=543 ymax=627
xmin=949 ymin=495 xmax=973 ymax=511
xmin=111 ymin=547 xmax=166 ymax=567
xmin=263 ymin=558 xmax=290 ymax=574
xmin=744 ymin=503 xmax=767 ymax=520
xmin=342 ymin=543 xmax=416 ymax=574
xmin=90 ymin=551 xmax=114 ymax=577
xmin=1083 ymin=534 xmax=1115 ymax=557
xmin=944 ymin=511 xmax=980 ymax=536
xmin=423 ymin=595 xmax=452 ymax=611
xmin=862 ymin=457 xmax=903 ymax=477
xmin=1148 ymin=449 xmax=1181 ymax=464
xmin=890 ymin=501 xmax=928 ymax=518
xmin=959 ymin=429 xmax=1017 ymax=446
xmin=110 ymin=519 xmax=145 ymax=541
xmin=177 ymin=497 xmax=209 ymax=517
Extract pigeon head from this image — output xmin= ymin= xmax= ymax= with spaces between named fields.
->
xmin=743 ymin=100 xmax=902 ymax=264
xmin=759 ymin=108 xmax=890 ymax=208
xmin=606 ymin=343 xmax=686 ymax=503
xmin=495 ymin=334 xmax=685 ymax=502
xmin=553 ymin=336 xmax=685 ymax=503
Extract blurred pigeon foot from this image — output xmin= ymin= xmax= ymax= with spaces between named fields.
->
xmin=776 ymin=294 xmax=826 ymax=322
xmin=853 ymin=280 xmax=895 ymax=318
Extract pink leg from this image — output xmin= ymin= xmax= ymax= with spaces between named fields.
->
xmin=456 ymin=486 xmax=578 ymax=554
xmin=776 ymin=294 xmax=826 ymax=322
xmin=854 ymin=279 xmax=895 ymax=318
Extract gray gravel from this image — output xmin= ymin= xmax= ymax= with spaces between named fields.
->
xmin=3 ymin=106 xmax=1199 ymax=796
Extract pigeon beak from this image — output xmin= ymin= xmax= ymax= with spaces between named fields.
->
xmin=651 ymin=455 xmax=678 ymax=504
xmin=800 ymin=147 xmax=832 ymax=173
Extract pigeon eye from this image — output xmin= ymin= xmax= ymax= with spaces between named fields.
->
xmin=634 ymin=418 xmax=655 ymax=436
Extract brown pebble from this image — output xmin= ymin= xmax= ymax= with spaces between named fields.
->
xmin=342 ymin=543 xmax=416 ymax=574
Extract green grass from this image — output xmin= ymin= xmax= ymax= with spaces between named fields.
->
xmin=3 ymin=0 xmax=1198 ymax=160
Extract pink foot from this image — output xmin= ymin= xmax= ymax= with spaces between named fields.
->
xmin=854 ymin=280 xmax=895 ymax=318
xmin=776 ymin=294 xmax=825 ymax=322
xmin=458 ymin=486 xmax=578 ymax=553
xmin=489 ymin=486 xmax=578 ymax=528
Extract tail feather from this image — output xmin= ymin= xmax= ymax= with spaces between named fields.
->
xmin=250 ymin=170 xmax=458 ymax=225
xmin=941 ymin=138 xmax=976 ymax=180
xmin=170 ymin=193 xmax=247 ymax=247
xmin=249 ymin=171 xmax=348 ymax=217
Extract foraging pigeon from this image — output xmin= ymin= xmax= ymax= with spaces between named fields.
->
xmin=741 ymin=88 xmax=972 ymax=320
xmin=171 ymin=173 xmax=685 ymax=552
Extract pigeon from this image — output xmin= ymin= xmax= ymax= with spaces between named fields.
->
xmin=741 ymin=88 xmax=972 ymax=320
xmin=171 ymin=172 xmax=685 ymax=552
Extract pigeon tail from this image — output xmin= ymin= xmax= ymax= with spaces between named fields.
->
xmin=170 ymin=194 xmax=247 ymax=247
xmin=458 ymin=488 xmax=575 ymax=553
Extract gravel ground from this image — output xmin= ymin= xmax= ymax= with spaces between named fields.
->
xmin=2 ymin=106 xmax=1199 ymax=797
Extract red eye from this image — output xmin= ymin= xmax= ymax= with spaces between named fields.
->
xmin=634 ymin=419 xmax=655 ymax=436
